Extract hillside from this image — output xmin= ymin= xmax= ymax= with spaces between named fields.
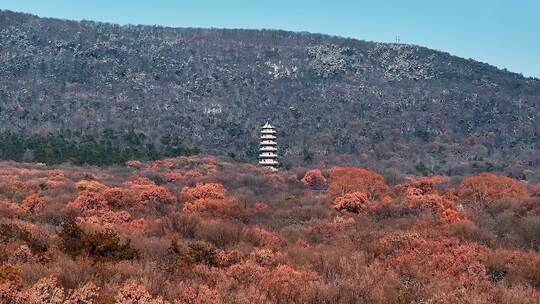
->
xmin=0 ymin=156 xmax=538 ymax=302
xmin=0 ymin=10 xmax=538 ymax=180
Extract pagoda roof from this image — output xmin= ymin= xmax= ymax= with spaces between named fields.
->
xmin=262 ymin=121 xmax=275 ymax=129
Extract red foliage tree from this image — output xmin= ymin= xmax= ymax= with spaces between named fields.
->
xmin=47 ymin=170 xmax=66 ymax=178
xmin=249 ymin=248 xmax=287 ymax=267
xmin=65 ymin=282 xmax=100 ymax=304
xmin=180 ymin=183 xmax=227 ymax=203
xmin=377 ymin=233 xmax=488 ymax=287
xmin=301 ymin=169 xmax=327 ymax=190
xmin=183 ymin=170 xmax=204 ymax=180
xmin=149 ymin=159 xmax=175 ymax=170
xmin=119 ymin=219 xmax=149 ymax=234
xmin=396 ymin=177 xmax=461 ymax=223
xmin=439 ymin=208 xmax=461 ymax=224
xmin=160 ymin=172 xmax=184 ymax=183
xmin=180 ymin=183 xmax=233 ymax=217
xmin=19 ymin=193 xmax=45 ymax=214
xmin=124 ymin=176 xmax=156 ymax=187
xmin=139 ymin=185 xmax=175 ymax=205
xmin=215 ymin=250 xmax=244 ymax=267
xmin=245 ymin=227 xmax=286 ymax=250
xmin=458 ymin=173 xmax=529 ymax=204
xmin=333 ymin=191 xmax=374 ymax=214
xmin=403 ymin=191 xmax=450 ymax=212
xmin=394 ymin=176 xmax=449 ymax=196
xmin=25 ymin=276 xmax=65 ymax=304
xmin=103 ymin=187 xmax=129 ymax=208
xmin=0 ymin=283 xmax=21 ymax=304
xmin=327 ymin=167 xmax=388 ymax=200
xmin=97 ymin=210 xmax=132 ymax=224
xmin=177 ymin=284 xmax=223 ymax=304
xmin=114 ymin=281 xmax=155 ymax=303
xmin=226 ymin=259 xmax=266 ymax=285
xmin=8 ymin=245 xmax=35 ymax=265
xmin=67 ymin=191 xmax=108 ymax=216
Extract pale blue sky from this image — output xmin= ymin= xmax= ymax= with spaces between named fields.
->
xmin=2 ymin=0 xmax=539 ymax=78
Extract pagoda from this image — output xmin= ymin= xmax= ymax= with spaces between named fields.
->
xmin=259 ymin=122 xmax=278 ymax=171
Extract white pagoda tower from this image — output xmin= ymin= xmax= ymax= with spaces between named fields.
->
xmin=259 ymin=122 xmax=278 ymax=170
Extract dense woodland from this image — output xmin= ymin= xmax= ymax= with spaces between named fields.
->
xmin=0 ymin=156 xmax=538 ymax=303
xmin=0 ymin=10 xmax=539 ymax=181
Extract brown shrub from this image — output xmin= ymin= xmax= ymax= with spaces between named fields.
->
xmin=485 ymin=249 xmax=540 ymax=287
xmin=515 ymin=215 xmax=540 ymax=251
xmin=125 ymin=160 xmax=143 ymax=168
xmin=0 ymin=223 xmax=47 ymax=253
xmin=165 ymin=212 xmax=201 ymax=239
xmin=226 ymin=259 xmax=266 ymax=285
xmin=0 ymin=264 xmax=22 ymax=288
xmin=182 ymin=198 xmax=241 ymax=218
xmin=427 ymin=287 xmax=489 ymax=304
xmin=305 ymin=261 xmax=403 ymax=304
xmin=490 ymin=285 xmax=540 ymax=304
xmin=194 ymin=220 xmax=243 ymax=248
xmin=75 ymin=180 xmax=108 ymax=192
xmin=58 ymin=220 xmax=87 ymax=257
xmin=0 ymin=200 xmax=20 ymax=218
xmin=243 ymin=227 xmax=286 ymax=250
xmin=187 ymin=241 xmax=218 ymax=266
xmin=59 ymin=220 xmax=138 ymax=261
xmin=259 ymin=265 xmax=319 ymax=304
xmin=84 ymin=230 xmax=139 ymax=262
xmin=446 ymin=220 xmax=494 ymax=245
xmin=300 ymin=169 xmax=327 ymax=190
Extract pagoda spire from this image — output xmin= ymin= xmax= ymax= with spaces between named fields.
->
xmin=259 ymin=121 xmax=278 ymax=171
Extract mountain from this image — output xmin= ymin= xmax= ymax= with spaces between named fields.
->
xmin=0 ymin=10 xmax=538 ymax=180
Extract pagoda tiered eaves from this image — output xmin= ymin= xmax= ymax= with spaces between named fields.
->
xmin=258 ymin=121 xmax=278 ymax=171
xmin=260 ymin=134 xmax=277 ymax=140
